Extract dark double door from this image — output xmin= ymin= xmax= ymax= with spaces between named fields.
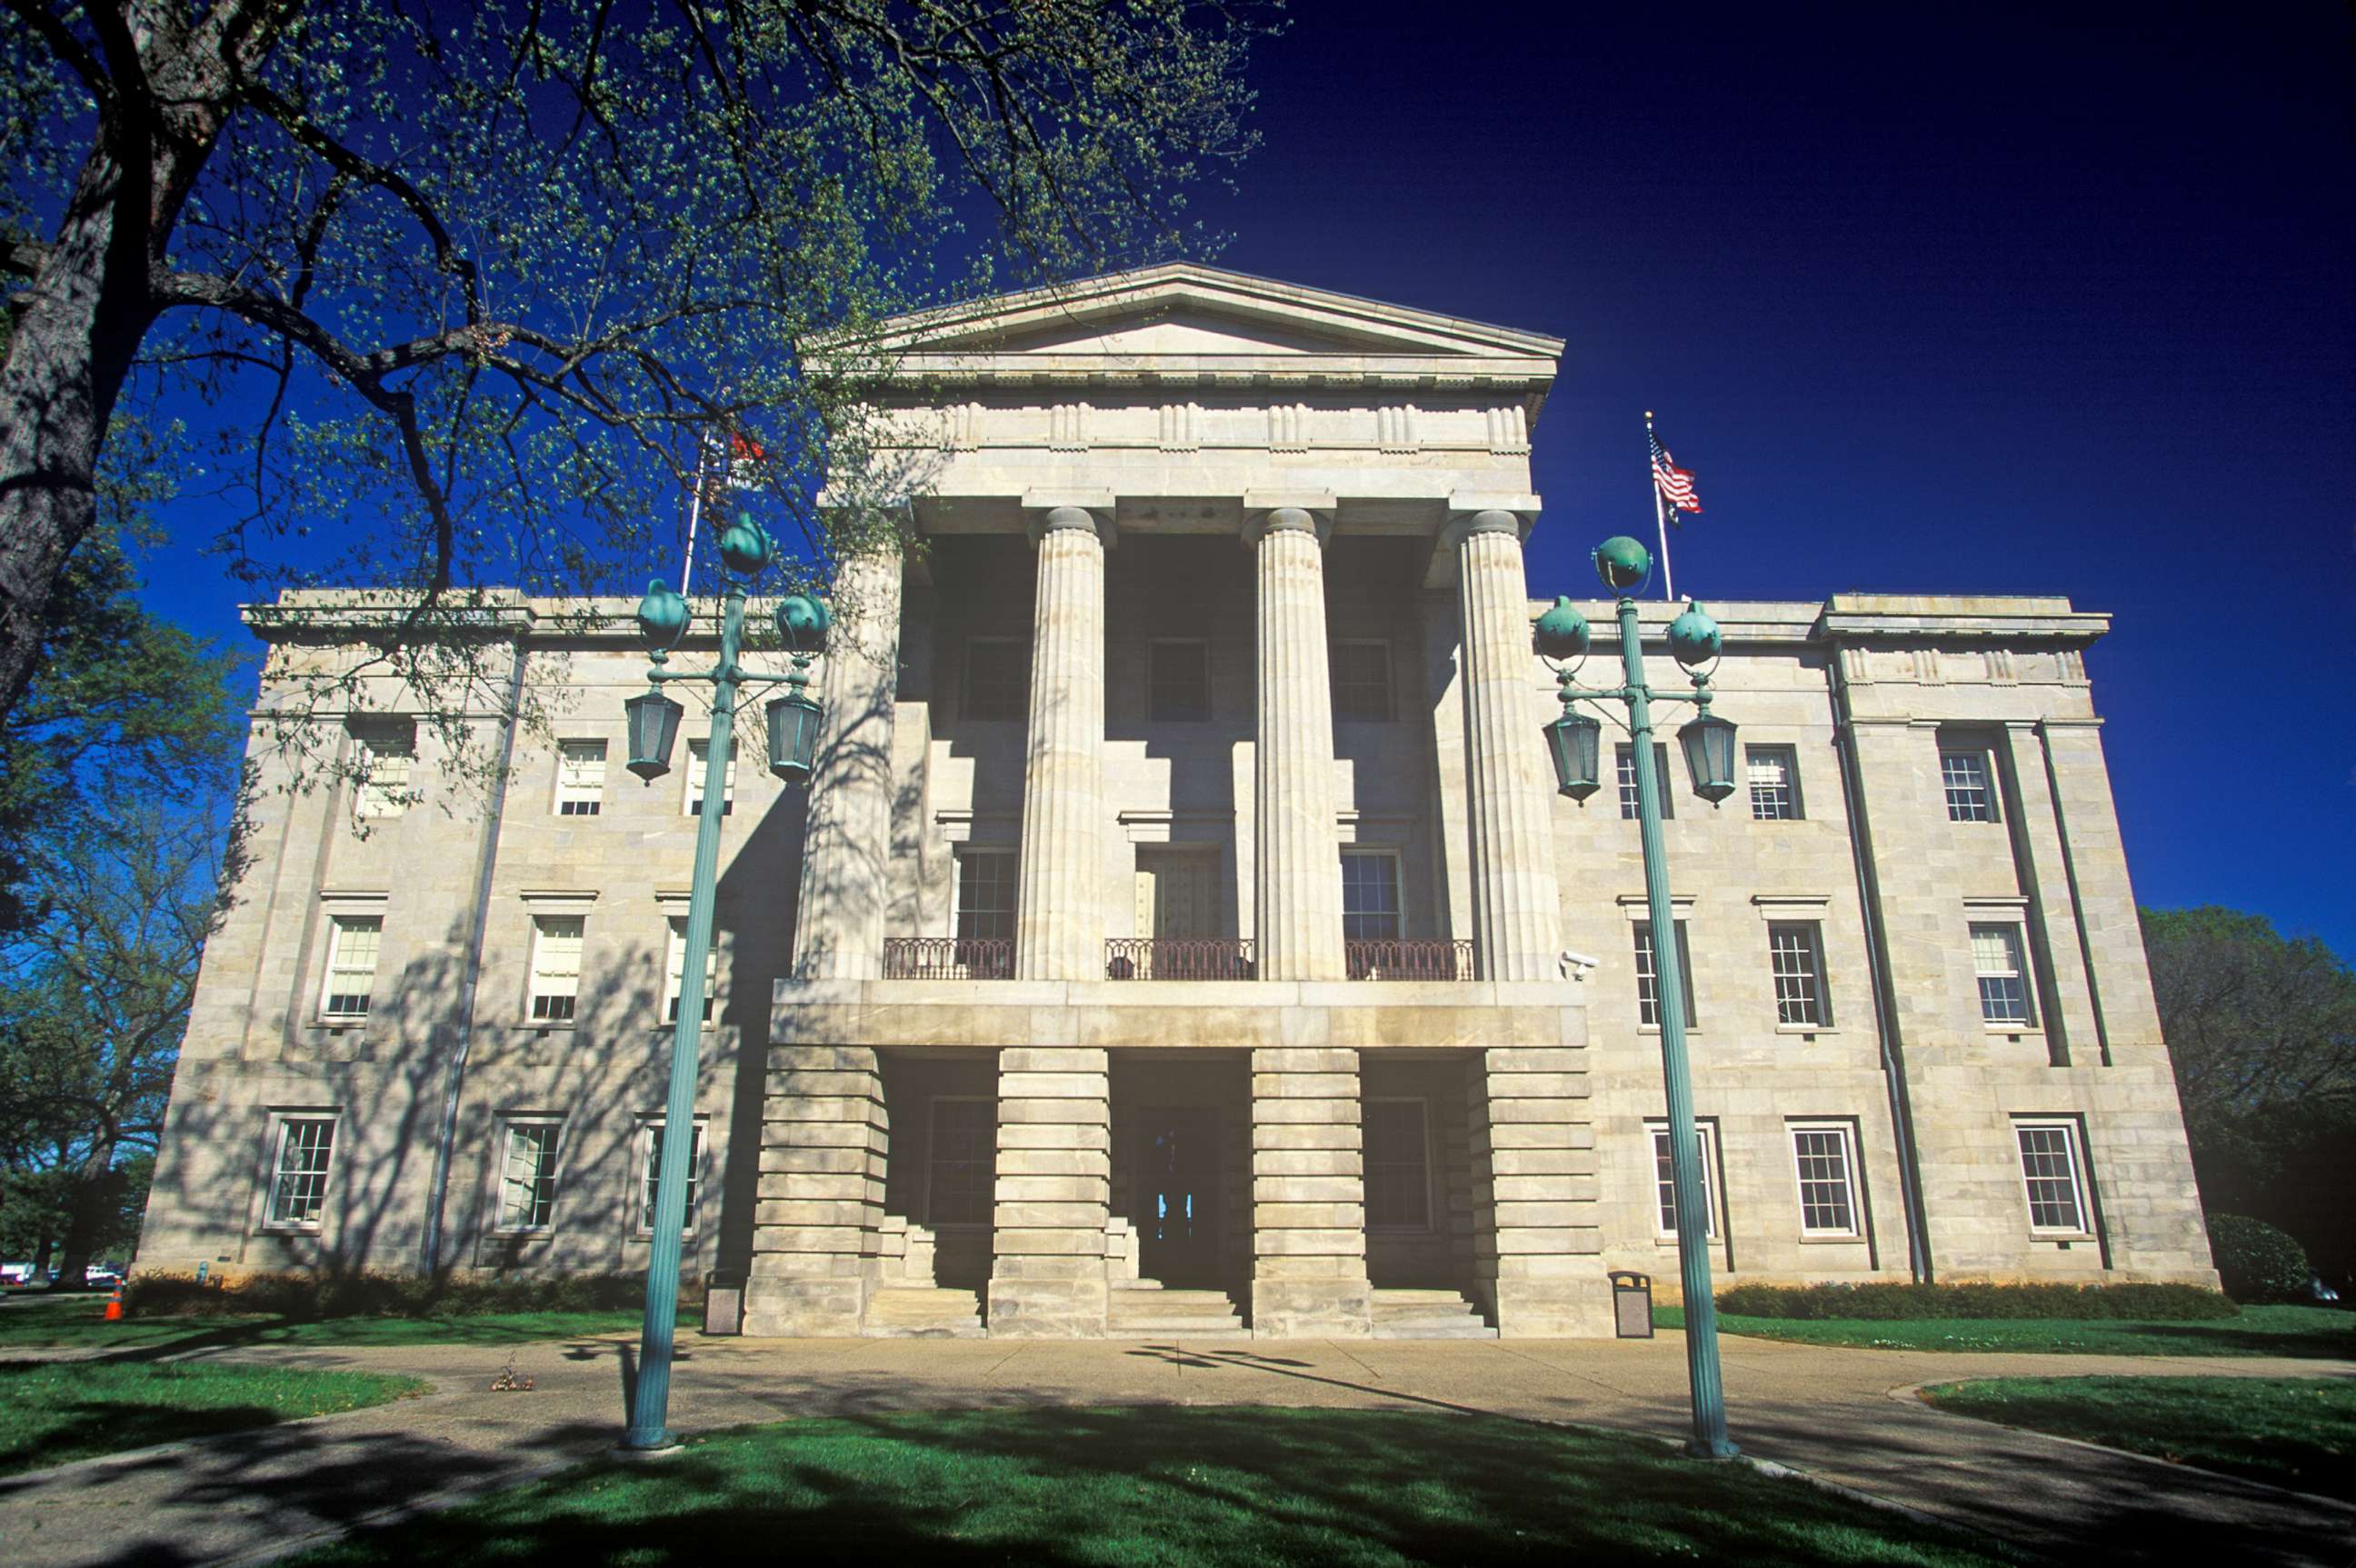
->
xmin=1135 ymin=1107 xmax=1223 ymax=1287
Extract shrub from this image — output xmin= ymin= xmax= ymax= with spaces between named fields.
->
xmin=2208 ymin=1214 xmax=2311 ymax=1303
xmin=124 ymin=1270 xmax=697 ymax=1321
xmin=1712 ymin=1281 xmax=2237 ymax=1322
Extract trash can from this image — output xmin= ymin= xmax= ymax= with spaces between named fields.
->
xmin=703 ymin=1270 xmax=746 ymax=1336
xmin=1609 ymin=1270 xmax=1653 ymax=1339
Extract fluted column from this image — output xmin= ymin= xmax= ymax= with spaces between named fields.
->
xmin=792 ymin=545 xmax=903 ymax=980
xmin=1014 ymin=506 xmax=1108 ymax=980
xmin=1457 ymin=511 xmax=1562 ymax=982
xmin=1251 ymin=507 xmax=1344 ymax=981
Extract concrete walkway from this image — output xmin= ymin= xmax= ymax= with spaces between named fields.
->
xmin=3 ymin=1331 xmax=2351 ymax=1567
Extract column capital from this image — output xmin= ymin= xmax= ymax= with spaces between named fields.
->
xmin=1021 ymin=492 xmax=1117 ymax=548
xmin=1243 ymin=504 xmax=1333 ymax=549
xmin=1445 ymin=493 xmax=1541 ymax=544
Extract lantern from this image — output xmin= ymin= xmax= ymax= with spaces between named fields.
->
xmin=767 ymin=691 xmax=823 ymax=785
xmin=1678 ymin=712 xmax=1739 ymax=804
xmin=1544 ymin=709 xmax=1602 ymax=799
xmin=624 ymin=688 xmax=684 ymax=780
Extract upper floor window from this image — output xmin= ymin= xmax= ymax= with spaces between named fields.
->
xmin=321 ymin=915 xmax=382 ymax=1021
xmin=265 ymin=1114 xmax=337 ymax=1230
xmin=1746 ymin=746 xmax=1801 ymax=821
xmin=1649 ymin=1122 xmax=1721 ymax=1239
xmin=555 ymin=740 xmax=606 ymax=815
xmin=496 ymin=1118 xmax=562 ymax=1232
xmin=955 ymin=849 xmax=1017 ymax=944
xmin=1340 ymin=851 xmax=1403 ymax=942
xmin=1616 ymin=744 xmax=1675 ymax=820
xmin=1363 ymin=1099 xmax=1432 ymax=1228
xmin=352 ymin=723 xmax=416 ymax=819
xmin=1331 ymin=639 xmax=1394 ymax=723
xmin=684 ymin=740 xmax=734 ymax=816
xmin=927 ymin=1097 xmax=995 ymax=1226
xmin=1632 ymin=919 xmax=1697 ymax=1029
xmin=1148 ymin=639 xmax=1210 ymax=722
xmin=1768 ymin=921 xmax=1831 ymax=1027
xmin=2014 ymin=1120 xmax=2091 ymax=1234
xmin=1789 ymin=1124 xmax=1862 ymax=1237
xmin=1941 ymin=748 xmax=1999 ymax=823
xmin=529 ymin=914 xmax=584 ymax=1022
xmin=664 ymin=917 xmax=716 ymax=1024
xmin=963 ymin=637 xmax=1029 ymax=722
xmin=1972 ymin=922 xmax=2037 ymax=1027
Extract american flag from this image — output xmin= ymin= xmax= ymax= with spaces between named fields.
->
xmin=1651 ymin=429 xmax=1702 ymax=521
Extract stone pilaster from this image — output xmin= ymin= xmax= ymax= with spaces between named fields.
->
xmin=744 ymin=1044 xmax=887 ymax=1335
xmin=1250 ymin=508 xmax=1345 ymax=980
xmin=1014 ymin=507 xmax=1108 ymax=981
xmin=987 ymin=1046 xmax=1111 ymax=1336
xmin=1467 ymin=1046 xmax=1607 ymax=1336
xmin=792 ymin=546 xmax=904 ymax=980
xmin=1999 ymin=721 xmax=2101 ymax=1064
xmin=1250 ymin=1046 xmax=1372 ymax=1336
xmin=1455 ymin=510 xmax=1562 ymax=982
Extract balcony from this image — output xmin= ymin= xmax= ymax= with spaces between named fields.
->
xmin=1344 ymin=939 xmax=1475 ymax=982
xmin=1103 ymin=938 xmax=1256 ymax=981
xmin=881 ymin=937 xmax=1014 ymax=981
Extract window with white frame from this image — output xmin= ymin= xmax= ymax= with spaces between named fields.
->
xmin=1648 ymin=1123 xmax=1720 ymax=1238
xmin=638 ymin=1119 xmax=704 ymax=1233
xmin=529 ymin=914 xmax=584 ymax=1022
xmin=1331 ymin=639 xmax=1393 ymax=723
xmin=963 ymin=637 xmax=1029 ymax=722
xmin=1632 ymin=919 xmax=1697 ymax=1029
xmin=1148 ymin=639 xmax=1210 ymax=722
xmin=1616 ymin=743 xmax=1675 ymax=819
xmin=927 ymin=1098 xmax=994 ymax=1225
xmin=1941 ymin=747 xmax=1999 ymax=823
xmin=1768 ymin=922 xmax=1831 ymax=1027
xmin=1363 ymin=1098 xmax=1432 ymax=1228
xmin=265 ymin=1114 xmax=337 ymax=1229
xmin=352 ymin=724 xmax=416 ymax=819
xmin=954 ymin=849 xmax=1018 ymax=944
xmin=1972 ymin=923 xmax=2037 ymax=1026
xmin=684 ymin=740 xmax=734 ymax=816
xmin=664 ymin=917 xmax=715 ymax=1024
xmin=496 ymin=1119 xmax=562 ymax=1231
xmin=321 ymin=915 xmax=382 ymax=1020
xmin=1789 ymin=1123 xmax=1862 ymax=1237
xmin=555 ymin=740 xmax=607 ymax=815
xmin=2014 ymin=1121 xmax=2091 ymax=1233
xmin=1746 ymin=745 xmax=1801 ymax=821
xmin=1340 ymin=850 xmax=1403 ymax=942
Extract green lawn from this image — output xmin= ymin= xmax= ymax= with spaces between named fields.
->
xmin=0 ymin=1293 xmax=639 ymax=1351
xmin=292 ymin=1405 xmax=2007 ymax=1568
xmin=1656 ymin=1303 xmax=2356 ymax=1358
xmin=0 ymin=1360 xmax=426 ymax=1475
xmin=1921 ymin=1375 xmax=2356 ymax=1502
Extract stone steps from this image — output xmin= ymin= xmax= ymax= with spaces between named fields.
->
xmin=1371 ymin=1288 xmax=1496 ymax=1340
xmin=1106 ymin=1286 xmax=1249 ymax=1339
xmin=863 ymin=1286 xmax=986 ymax=1339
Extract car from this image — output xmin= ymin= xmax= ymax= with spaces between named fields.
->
xmin=83 ymin=1266 xmax=122 ymax=1288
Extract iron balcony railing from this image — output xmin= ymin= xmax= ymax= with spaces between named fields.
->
xmin=1103 ymin=937 xmax=1256 ymax=981
xmin=1344 ymin=939 xmax=1476 ymax=982
xmin=880 ymin=936 xmax=1015 ymax=980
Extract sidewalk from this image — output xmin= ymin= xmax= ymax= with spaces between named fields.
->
xmin=3 ymin=1331 xmax=2351 ymax=1567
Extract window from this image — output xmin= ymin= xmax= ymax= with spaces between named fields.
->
xmin=684 ymin=740 xmax=734 ymax=816
xmin=353 ymin=724 xmax=416 ymax=819
xmin=1789 ymin=1124 xmax=1862 ymax=1237
xmin=1746 ymin=746 xmax=1801 ymax=821
xmin=529 ymin=915 xmax=584 ymax=1022
xmin=1768 ymin=922 xmax=1831 ymax=1027
xmin=1340 ymin=851 xmax=1403 ymax=942
xmin=265 ymin=1115 xmax=336 ymax=1229
xmin=1363 ymin=1099 xmax=1431 ymax=1228
xmin=1649 ymin=1124 xmax=1719 ymax=1239
xmin=1941 ymin=748 xmax=1998 ymax=823
xmin=1331 ymin=640 xmax=1393 ymax=723
xmin=1632 ymin=920 xmax=1697 ymax=1029
xmin=321 ymin=915 xmax=382 ymax=1020
xmin=497 ymin=1120 xmax=561 ymax=1231
xmin=1148 ymin=639 xmax=1210 ymax=722
xmin=1615 ymin=744 xmax=1675 ymax=819
xmin=2015 ymin=1121 xmax=2091 ymax=1233
xmin=638 ymin=1120 xmax=705 ymax=1233
xmin=1972 ymin=923 xmax=2037 ymax=1026
xmin=664 ymin=917 xmax=715 ymax=1024
xmin=954 ymin=849 xmax=1018 ymax=943
xmin=555 ymin=741 xmax=606 ymax=815
xmin=963 ymin=637 xmax=1029 ymax=722
xmin=927 ymin=1098 xmax=995 ymax=1225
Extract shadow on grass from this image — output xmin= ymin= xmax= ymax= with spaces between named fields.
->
xmin=0 ymin=1361 xmax=425 ymax=1478
xmin=1666 ymin=1305 xmax=2356 ymax=1361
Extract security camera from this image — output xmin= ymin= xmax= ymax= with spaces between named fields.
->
xmin=1560 ymin=950 xmax=1600 ymax=980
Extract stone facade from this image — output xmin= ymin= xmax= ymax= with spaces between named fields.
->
xmin=138 ymin=265 xmax=2216 ymax=1336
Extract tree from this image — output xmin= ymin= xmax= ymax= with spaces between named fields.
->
xmin=0 ymin=0 xmax=1271 ymax=755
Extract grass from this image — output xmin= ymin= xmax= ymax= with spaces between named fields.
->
xmin=0 ymin=1360 xmax=426 ymax=1475
xmin=0 ymin=1293 xmax=638 ymax=1351
xmin=1921 ymin=1375 xmax=2356 ymax=1502
xmin=1656 ymin=1303 xmax=2356 ymax=1358
xmin=291 ymin=1405 xmax=2010 ymax=1567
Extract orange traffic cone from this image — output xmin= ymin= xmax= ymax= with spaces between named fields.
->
xmin=103 ymin=1284 xmax=123 ymax=1323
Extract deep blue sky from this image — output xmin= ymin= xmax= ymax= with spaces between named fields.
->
xmin=131 ymin=0 xmax=2352 ymax=952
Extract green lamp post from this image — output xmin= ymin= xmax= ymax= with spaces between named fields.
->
xmin=619 ymin=513 xmax=829 ymax=1453
xmin=1535 ymin=538 xmax=1741 ymax=1461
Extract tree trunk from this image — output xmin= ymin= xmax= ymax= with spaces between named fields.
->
xmin=50 ymin=1135 xmax=121 ymax=1293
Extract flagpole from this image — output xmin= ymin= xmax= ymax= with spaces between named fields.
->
xmin=681 ymin=428 xmax=713 ymax=596
xmin=1646 ymin=411 xmax=1676 ymax=601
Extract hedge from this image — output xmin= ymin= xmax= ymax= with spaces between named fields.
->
xmin=1712 ymin=1281 xmax=2236 ymax=1322
xmin=123 ymin=1271 xmax=696 ymax=1320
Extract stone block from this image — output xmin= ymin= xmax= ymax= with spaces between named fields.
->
xmin=1252 ymin=1277 xmax=1372 ymax=1338
xmin=986 ymin=1276 xmax=1109 ymax=1337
